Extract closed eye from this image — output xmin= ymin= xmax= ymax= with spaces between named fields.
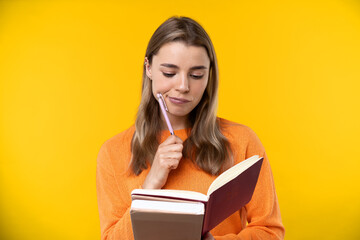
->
xmin=191 ymin=75 xmax=204 ymax=79
xmin=162 ymin=72 xmax=204 ymax=79
xmin=162 ymin=72 xmax=175 ymax=78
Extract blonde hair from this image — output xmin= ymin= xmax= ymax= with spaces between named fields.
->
xmin=130 ymin=16 xmax=232 ymax=175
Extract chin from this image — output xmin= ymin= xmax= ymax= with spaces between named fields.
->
xmin=169 ymin=111 xmax=191 ymax=118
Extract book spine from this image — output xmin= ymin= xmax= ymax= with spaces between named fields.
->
xmin=202 ymin=200 xmax=212 ymax=235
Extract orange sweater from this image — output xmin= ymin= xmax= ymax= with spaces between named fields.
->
xmin=96 ymin=118 xmax=285 ymax=240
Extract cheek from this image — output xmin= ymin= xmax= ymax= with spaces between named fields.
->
xmin=151 ymin=74 xmax=172 ymax=95
xmin=192 ymin=80 xmax=208 ymax=100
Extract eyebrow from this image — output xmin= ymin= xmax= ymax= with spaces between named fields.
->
xmin=160 ymin=63 xmax=207 ymax=70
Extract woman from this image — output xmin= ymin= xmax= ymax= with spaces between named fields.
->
xmin=96 ymin=16 xmax=285 ymax=240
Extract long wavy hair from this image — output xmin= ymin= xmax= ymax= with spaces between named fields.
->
xmin=130 ymin=16 xmax=233 ymax=175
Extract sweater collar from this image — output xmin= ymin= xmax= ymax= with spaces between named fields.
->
xmin=160 ymin=128 xmax=191 ymax=142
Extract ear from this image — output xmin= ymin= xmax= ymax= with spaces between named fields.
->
xmin=145 ymin=57 xmax=152 ymax=80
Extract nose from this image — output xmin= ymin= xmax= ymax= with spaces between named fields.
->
xmin=176 ymin=73 xmax=190 ymax=92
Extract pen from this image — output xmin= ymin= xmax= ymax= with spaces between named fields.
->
xmin=157 ymin=93 xmax=174 ymax=135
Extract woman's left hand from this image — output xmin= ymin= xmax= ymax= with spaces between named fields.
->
xmin=202 ymin=232 xmax=215 ymax=240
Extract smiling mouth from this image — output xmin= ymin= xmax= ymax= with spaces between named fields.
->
xmin=168 ymin=97 xmax=190 ymax=104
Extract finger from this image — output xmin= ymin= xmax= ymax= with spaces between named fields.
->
xmin=173 ymin=135 xmax=183 ymax=144
xmin=166 ymin=159 xmax=180 ymax=170
xmin=158 ymin=152 xmax=182 ymax=162
xmin=159 ymin=143 xmax=183 ymax=153
xmin=202 ymin=232 xmax=214 ymax=240
xmin=157 ymin=156 xmax=180 ymax=170
xmin=161 ymin=135 xmax=183 ymax=145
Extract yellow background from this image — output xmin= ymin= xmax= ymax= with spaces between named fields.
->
xmin=1 ymin=0 xmax=360 ymax=239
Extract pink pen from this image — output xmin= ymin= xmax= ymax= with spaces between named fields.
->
xmin=157 ymin=93 xmax=174 ymax=135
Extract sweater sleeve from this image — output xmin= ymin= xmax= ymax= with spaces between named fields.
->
xmin=96 ymin=142 xmax=134 ymax=240
xmin=214 ymin=128 xmax=285 ymax=240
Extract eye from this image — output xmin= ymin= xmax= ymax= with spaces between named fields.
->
xmin=162 ymin=72 xmax=175 ymax=78
xmin=191 ymin=74 xmax=204 ymax=79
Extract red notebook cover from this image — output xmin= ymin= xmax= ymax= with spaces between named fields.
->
xmin=202 ymin=157 xmax=263 ymax=235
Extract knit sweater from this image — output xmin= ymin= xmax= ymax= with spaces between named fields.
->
xmin=96 ymin=118 xmax=285 ymax=240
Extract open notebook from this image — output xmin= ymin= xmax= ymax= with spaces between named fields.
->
xmin=130 ymin=155 xmax=264 ymax=240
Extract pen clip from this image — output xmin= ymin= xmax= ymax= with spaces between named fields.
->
xmin=157 ymin=93 xmax=168 ymax=112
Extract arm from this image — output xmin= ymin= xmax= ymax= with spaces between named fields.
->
xmin=142 ymin=135 xmax=183 ymax=189
xmin=96 ymin=143 xmax=134 ymax=240
xmin=214 ymin=128 xmax=285 ymax=240
xmin=96 ymin=134 xmax=184 ymax=239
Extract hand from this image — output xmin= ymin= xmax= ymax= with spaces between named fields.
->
xmin=202 ymin=232 xmax=215 ymax=240
xmin=142 ymin=135 xmax=183 ymax=189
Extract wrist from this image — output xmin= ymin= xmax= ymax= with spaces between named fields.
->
xmin=142 ymin=177 xmax=162 ymax=189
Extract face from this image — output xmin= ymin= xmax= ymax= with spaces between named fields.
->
xmin=145 ymin=41 xmax=210 ymax=126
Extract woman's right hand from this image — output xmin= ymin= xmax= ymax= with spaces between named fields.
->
xmin=142 ymin=135 xmax=183 ymax=189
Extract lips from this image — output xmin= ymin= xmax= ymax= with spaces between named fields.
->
xmin=168 ymin=97 xmax=190 ymax=104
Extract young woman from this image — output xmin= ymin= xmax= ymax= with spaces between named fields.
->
xmin=96 ymin=16 xmax=285 ymax=240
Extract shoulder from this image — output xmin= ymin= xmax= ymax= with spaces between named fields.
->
xmin=218 ymin=117 xmax=265 ymax=156
xmin=99 ymin=125 xmax=135 ymax=153
xmin=97 ymin=125 xmax=135 ymax=169
xmin=218 ymin=117 xmax=259 ymax=142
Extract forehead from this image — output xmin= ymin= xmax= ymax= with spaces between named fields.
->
xmin=153 ymin=41 xmax=210 ymax=67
